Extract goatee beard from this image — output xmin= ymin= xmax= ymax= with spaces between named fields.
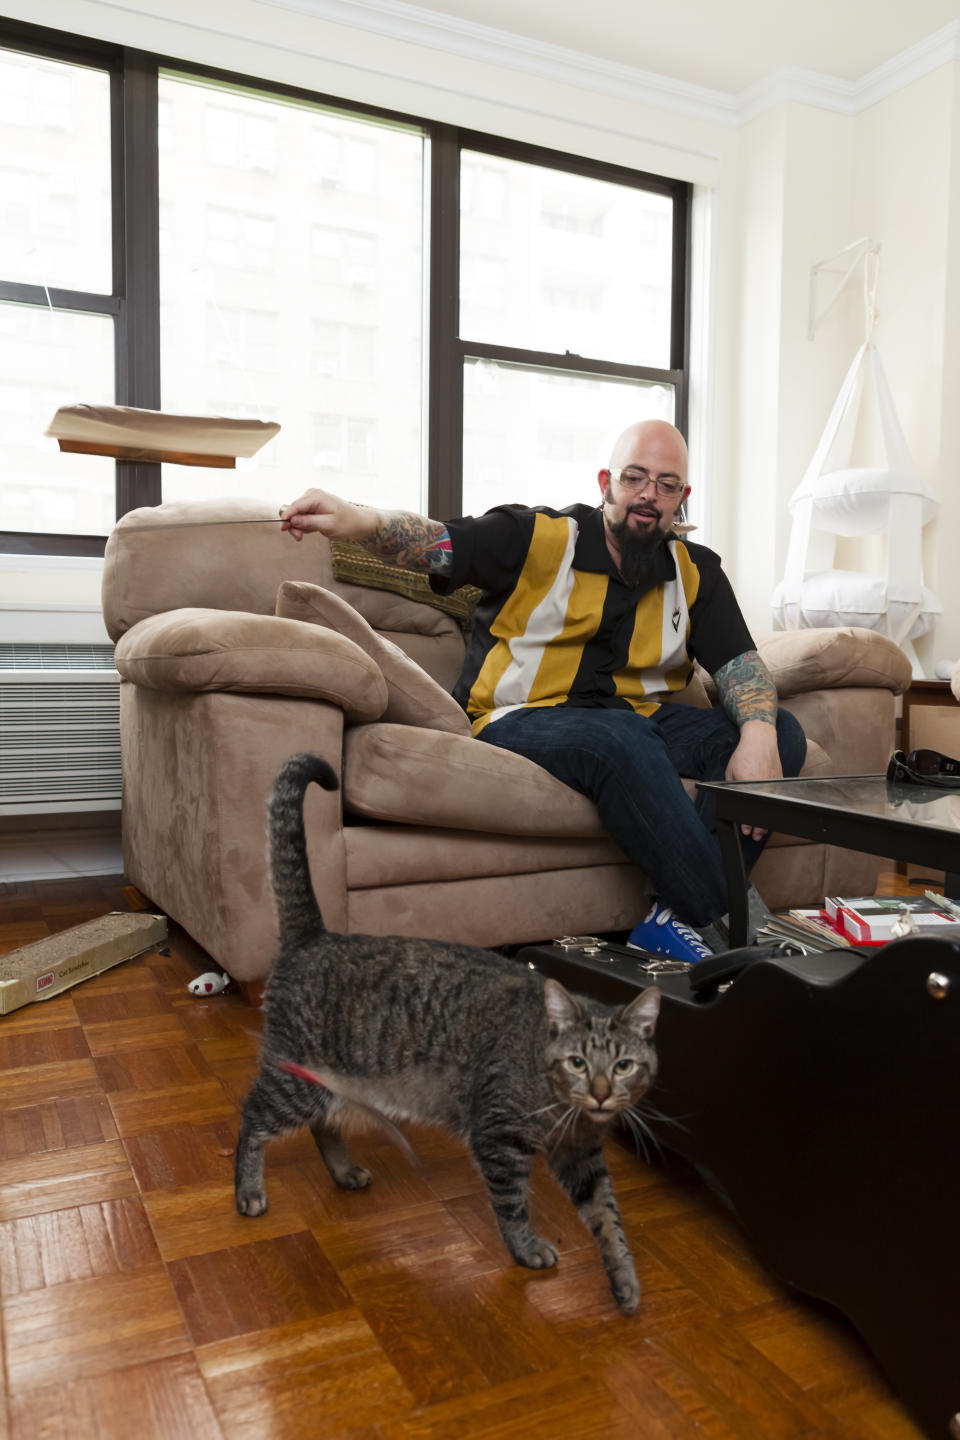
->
xmin=603 ymin=501 xmax=668 ymax=585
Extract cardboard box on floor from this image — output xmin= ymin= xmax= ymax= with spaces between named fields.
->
xmin=0 ymin=911 xmax=168 ymax=1016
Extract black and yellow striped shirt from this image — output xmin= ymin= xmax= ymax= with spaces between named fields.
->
xmin=432 ymin=503 xmax=754 ymax=736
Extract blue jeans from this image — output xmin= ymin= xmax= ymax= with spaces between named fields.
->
xmin=479 ymin=703 xmax=807 ymax=927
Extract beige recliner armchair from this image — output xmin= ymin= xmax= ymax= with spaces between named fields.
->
xmin=102 ymin=498 xmax=913 ymax=991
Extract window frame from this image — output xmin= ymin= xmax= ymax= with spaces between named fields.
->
xmin=434 ymin=127 xmax=690 ymax=520
xmin=0 ymin=17 xmax=691 ymax=558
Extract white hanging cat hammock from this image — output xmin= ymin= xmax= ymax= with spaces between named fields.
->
xmin=771 ymin=246 xmax=940 ymax=675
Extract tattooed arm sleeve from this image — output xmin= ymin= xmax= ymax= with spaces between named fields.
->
xmin=362 ymin=510 xmax=454 ymax=577
xmin=713 ymin=649 xmax=778 ymax=729
xmin=279 ymin=488 xmax=453 ymax=575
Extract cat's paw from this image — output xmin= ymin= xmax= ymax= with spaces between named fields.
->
xmin=514 ymin=1236 xmax=559 ymax=1270
xmin=334 ymin=1164 xmax=372 ymax=1190
xmin=611 ymin=1267 xmax=641 ymax=1314
xmin=236 ymin=1186 xmax=269 ymax=1217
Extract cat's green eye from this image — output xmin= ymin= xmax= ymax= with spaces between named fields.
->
xmin=566 ymin=1055 xmax=587 ymax=1072
xmin=614 ymin=1059 xmax=636 ymax=1075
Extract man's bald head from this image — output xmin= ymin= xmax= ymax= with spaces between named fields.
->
xmin=608 ymin=420 xmax=688 ymax=482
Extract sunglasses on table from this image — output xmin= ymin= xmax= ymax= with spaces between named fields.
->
xmin=886 ymin=748 xmax=960 ymax=788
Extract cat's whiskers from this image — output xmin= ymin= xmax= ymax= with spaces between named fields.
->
xmin=620 ymin=1110 xmax=646 ymax=1158
xmin=561 ymin=1103 xmax=586 ymax=1145
xmin=639 ymin=1101 xmax=692 ymax=1135
xmin=545 ymin=1104 xmax=577 ymax=1144
xmin=527 ymin=1101 xmax=563 ymax=1119
xmin=621 ymin=1109 xmax=656 ymax=1164
xmin=623 ymin=1105 xmax=667 ymax=1166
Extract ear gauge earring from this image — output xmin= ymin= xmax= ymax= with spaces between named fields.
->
xmin=672 ymin=502 xmax=696 ymax=535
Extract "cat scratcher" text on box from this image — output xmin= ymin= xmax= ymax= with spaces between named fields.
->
xmin=0 ymin=912 xmax=168 ymax=1016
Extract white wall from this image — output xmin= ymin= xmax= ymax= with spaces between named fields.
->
xmin=718 ymin=67 xmax=960 ymax=667
xmin=940 ymin=68 xmax=960 ymax=667
xmin=851 ymin=65 xmax=959 ymax=671
xmin=724 ymin=103 xmax=786 ymax=620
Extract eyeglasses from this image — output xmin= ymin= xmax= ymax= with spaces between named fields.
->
xmin=608 ymin=467 xmax=685 ymax=500
xmin=886 ymin=748 xmax=960 ymax=788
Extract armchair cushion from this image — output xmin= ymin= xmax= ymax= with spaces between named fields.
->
xmin=754 ymin=626 xmax=912 ymax=697
xmin=114 ymin=608 xmax=387 ymax=721
xmin=693 ymin=627 xmax=913 ymax=701
xmin=344 ymin=723 xmax=609 ymax=836
xmin=276 ymin=581 xmax=471 ymax=735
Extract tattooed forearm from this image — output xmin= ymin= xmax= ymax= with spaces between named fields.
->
xmin=361 ymin=511 xmax=454 ymax=575
xmin=713 ymin=649 xmax=777 ymax=728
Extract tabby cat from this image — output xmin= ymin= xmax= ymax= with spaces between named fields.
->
xmin=235 ymin=753 xmax=661 ymax=1313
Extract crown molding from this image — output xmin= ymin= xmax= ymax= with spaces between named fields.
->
xmin=854 ymin=18 xmax=960 ymax=111
xmin=269 ymin=0 xmax=740 ymax=125
xmin=18 ymin=0 xmax=959 ymax=129
xmin=262 ymin=0 xmax=960 ymax=126
xmin=738 ymin=20 xmax=960 ymax=123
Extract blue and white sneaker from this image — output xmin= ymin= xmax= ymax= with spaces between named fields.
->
xmin=626 ymin=899 xmax=715 ymax=964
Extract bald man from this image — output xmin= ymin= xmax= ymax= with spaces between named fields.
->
xmin=281 ymin=421 xmax=806 ymax=961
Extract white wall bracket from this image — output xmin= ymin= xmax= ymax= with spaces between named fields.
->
xmin=808 ymin=235 xmax=881 ymax=341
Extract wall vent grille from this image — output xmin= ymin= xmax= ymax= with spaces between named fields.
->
xmin=0 ymin=643 xmax=116 ymax=671
xmin=0 ymin=645 xmax=122 ymax=814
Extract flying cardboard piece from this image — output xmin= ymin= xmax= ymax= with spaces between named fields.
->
xmin=45 ymin=404 xmax=280 ymax=467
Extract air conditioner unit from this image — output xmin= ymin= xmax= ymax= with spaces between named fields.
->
xmin=0 ymin=644 xmax=122 ymax=815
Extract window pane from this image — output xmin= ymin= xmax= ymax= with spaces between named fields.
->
xmin=0 ymin=303 xmax=115 ymax=534
xmin=158 ymin=76 xmax=426 ymax=513
xmin=0 ymin=49 xmax=112 ymax=293
xmin=460 ymin=152 xmax=673 ymax=368
xmin=462 ymin=358 xmax=674 ymax=515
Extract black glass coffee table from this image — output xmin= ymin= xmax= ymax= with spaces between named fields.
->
xmin=696 ymin=773 xmax=960 ymax=946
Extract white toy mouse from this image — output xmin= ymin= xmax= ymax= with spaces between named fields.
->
xmin=188 ymin=970 xmax=231 ymax=996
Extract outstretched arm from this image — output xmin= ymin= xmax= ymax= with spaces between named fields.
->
xmin=712 ymin=649 xmax=781 ymax=839
xmin=280 ymin=487 xmax=453 ymax=576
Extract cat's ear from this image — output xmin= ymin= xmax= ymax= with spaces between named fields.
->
xmin=543 ymin=978 xmax=585 ymax=1031
xmin=619 ymin=986 xmax=660 ymax=1039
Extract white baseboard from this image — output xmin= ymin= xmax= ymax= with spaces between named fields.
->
xmin=0 ymin=821 xmax=123 ymax=883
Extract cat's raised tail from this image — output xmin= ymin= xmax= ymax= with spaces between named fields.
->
xmin=270 ymin=753 xmax=339 ymax=947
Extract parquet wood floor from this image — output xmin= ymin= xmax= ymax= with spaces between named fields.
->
xmin=0 ymin=871 xmax=927 ymax=1439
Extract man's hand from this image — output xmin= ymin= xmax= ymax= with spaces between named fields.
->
xmin=280 ymin=488 xmax=378 ymax=543
xmin=725 ymin=720 xmax=783 ymax=839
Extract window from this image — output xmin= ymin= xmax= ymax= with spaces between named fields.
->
xmin=0 ymin=40 xmax=117 ymax=543
xmin=463 ymin=359 xmax=674 ymax=514
xmin=205 ymin=208 xmax=276 ymax=270
xmin=458 ymin=141 xmax=684 ymax=515
xmin=158 ymin=72 xmax=424 ymax=515
xmin=311 ymin=413 xmax=380 ymax=494
xmin=204 ymin=105 xmax=276 ymax=171
xmin=0 ymin=20 xmax=689 ymax=556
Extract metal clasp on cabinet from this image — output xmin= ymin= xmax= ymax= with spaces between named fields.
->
xmin=632 ymin=957 xmax=692 ymax=974
xmin=554 ymin=935 xmax=609 ymax=956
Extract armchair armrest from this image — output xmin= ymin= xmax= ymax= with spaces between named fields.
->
xmin=114 ymin=607 xmax=387 ymax=722
xmin=754 ymin=627 xmax=913 ymax=698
